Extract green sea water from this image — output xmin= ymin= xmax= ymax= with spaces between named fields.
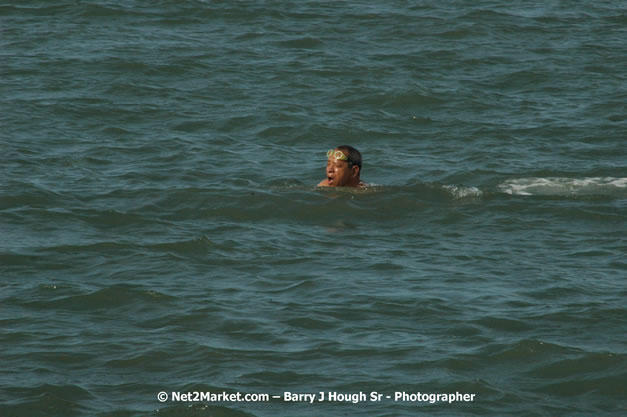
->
xmin=1 ymin=1 xmax=626 ymax=416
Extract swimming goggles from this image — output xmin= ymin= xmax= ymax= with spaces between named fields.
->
xmin=327 ymin=149 xmax=352 ymax=164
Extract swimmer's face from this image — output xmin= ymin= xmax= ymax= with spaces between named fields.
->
xmin=326 ymin=149 xmax=357 ymax=187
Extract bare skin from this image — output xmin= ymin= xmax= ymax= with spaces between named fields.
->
xmin=317 ymin=149 xmax=364 ymax=187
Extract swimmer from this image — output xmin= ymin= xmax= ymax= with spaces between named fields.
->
xmin=317 ymin=145 xmax=366 ymax=188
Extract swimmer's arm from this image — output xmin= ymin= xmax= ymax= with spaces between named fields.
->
xmin=317 ymin=179 xmax=329 ymax=187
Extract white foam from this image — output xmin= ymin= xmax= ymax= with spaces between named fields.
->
xmin=499 ymin=177 xmax=627 ymax=196
xmin=443 ymin=185 xmax=483 ymax=199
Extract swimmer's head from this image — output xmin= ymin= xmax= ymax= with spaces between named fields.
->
xmin=325 ymin=145 xmax=362 ymax=187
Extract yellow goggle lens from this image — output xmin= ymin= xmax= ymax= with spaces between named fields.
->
xmin=327 ymin=149 xmax=348 ymax=161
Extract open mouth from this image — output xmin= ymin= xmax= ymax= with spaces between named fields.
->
xmin=327 ymin=176 xmax=334 ymax=185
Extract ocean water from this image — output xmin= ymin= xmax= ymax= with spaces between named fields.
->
xmin=1 ymin=1 xmax=626 ymax=416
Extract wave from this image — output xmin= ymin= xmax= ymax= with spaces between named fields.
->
xmin=498 ymin=177 xmax=627 ymax=197
xmin=16 ymin=284 xmax=177 ymax=312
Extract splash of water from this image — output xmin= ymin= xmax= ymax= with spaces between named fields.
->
xmin=499 ymin=177 xmax=627 ymax=196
